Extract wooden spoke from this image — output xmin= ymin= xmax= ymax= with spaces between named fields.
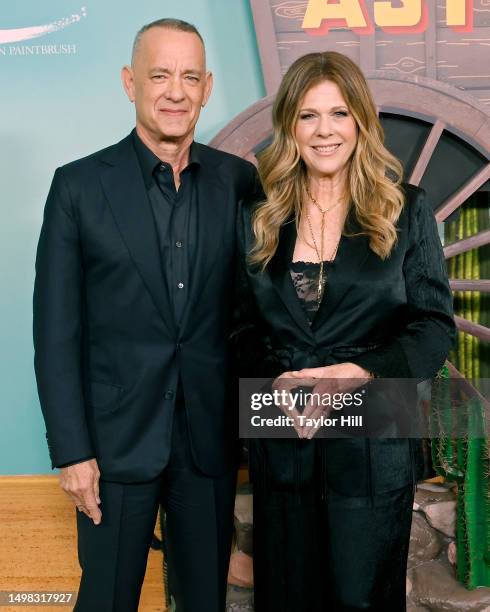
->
xmin=244 ymin=152 xmax=258 ymax=168
xmin=454 ymin=315 xmax=490 ymax=342
xmin=435 ymin=163 xmax=490 ymax=222
xmin=209 ymin=95 xmax=274 ymax=158
xmin=444 ymin=229 xmax=490 ymax=259
xmin=450 ymin=280 xmax=490 ymax=293
xmin=409 ymin=120 xmax=445 ymax=186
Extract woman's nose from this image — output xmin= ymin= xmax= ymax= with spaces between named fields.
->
xmin=315 ymin=115 xmax=333 ymax=137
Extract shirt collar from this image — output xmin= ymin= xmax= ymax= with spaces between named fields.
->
xmin=132 ymin=128 xmax=200 ymax=189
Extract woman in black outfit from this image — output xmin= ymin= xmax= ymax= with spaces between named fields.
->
xmin=234 ymin=52 xmax=455 ymax=611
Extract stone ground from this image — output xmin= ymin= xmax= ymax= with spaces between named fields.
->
xmin=227 ymin=481 xmax=490 ymax=611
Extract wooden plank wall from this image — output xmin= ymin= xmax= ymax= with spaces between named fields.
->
xmin=0 ymin=476 xmax=166 ymax=611
xmin=259 ymin=0 xmax=490 ymax=107
xmin=0 ymin=470 xmax=249 ymax=611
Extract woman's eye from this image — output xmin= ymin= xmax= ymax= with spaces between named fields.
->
xmin=334 ymin=110 xmax=349 ymax=117
xmin=299 ymin=113 xmax=315 ymax=120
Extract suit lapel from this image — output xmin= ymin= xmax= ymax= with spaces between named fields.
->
xmin=268 ymin=211 xmax=372 ymax=338
xmin=268 ymin=218 xmax=316 ymax=342
xmin=179 ymin=145 xmax=228 ymax=334
xmin=98 ymin=135 xmax=176 ymax=335
xmin=312 ymin=213 xmax=371 ymax=331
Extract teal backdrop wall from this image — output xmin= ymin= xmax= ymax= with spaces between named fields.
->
xmin=0 ymin=1 xmax=265 ymax=474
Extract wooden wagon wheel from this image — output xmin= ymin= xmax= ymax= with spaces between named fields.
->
xmin=210 ymin=74 xmax=490 ymax=380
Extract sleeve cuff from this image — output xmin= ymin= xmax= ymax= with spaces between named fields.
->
xmin=347 ymin=340 xmax=412 ymax=378
xmin=56 ymin=456 xmax=95 ymax=469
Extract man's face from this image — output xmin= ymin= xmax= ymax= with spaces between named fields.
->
xmin=122 ymin=27 xmax=212 ymax=145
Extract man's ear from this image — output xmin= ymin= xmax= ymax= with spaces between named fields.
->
xmin=202 ymin=71 xmax=213 ymax=107
xmin=121 ymin=65 xmax=135 ymax=102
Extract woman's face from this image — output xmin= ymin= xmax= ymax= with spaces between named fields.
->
xmin=294 ymin=80 xmax=358 ymax=181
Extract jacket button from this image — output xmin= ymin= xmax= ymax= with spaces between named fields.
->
xmin=164 ymin=391 xmax=174 ymax=400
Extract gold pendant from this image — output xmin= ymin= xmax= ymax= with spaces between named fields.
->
xmin=318 ymin=261 xmax=324 ymax=304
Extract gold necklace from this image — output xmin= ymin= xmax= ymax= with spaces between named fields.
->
xmin=304 ymin=186 xmax=341 ymax=305
xmin=305 ymin=184 xmax=343 ymax=214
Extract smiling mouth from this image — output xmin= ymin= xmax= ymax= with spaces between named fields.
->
xmin=312 ymin=144 xmax=341 ymax=154
xmin=159 ymin=109 xmax=187 ymax=115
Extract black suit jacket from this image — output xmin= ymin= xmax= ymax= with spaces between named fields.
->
xmin=33 ymin=133 xmax=257 ymax=482
xmin=235 ymin=184 xmax=456 ymax=496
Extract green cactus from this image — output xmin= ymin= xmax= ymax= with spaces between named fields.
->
xmin=430 ymin=196 xmax=490 ymax=588
xmin=430 ymin=377 xmax=490 ymax=588
xmin=430 ymin=365 xmax=464 ymax=483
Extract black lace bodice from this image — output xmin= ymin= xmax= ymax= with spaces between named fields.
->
xmin=289 ymin=260 xmax=333 ymax=325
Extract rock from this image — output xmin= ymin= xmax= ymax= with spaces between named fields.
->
xmin=228 ymin=551 xmax=254 ymax=588
xmin=236 ymin=481 xmax=253 ymax=495
xmin=234 ymin=489 xmax=254 ymax=555
xmin=409 ymin=556 xmax=490 ymax=611
xmin=408 ymin=512 xmax=443 ymax=568
xmin=234 ymin=519 xmax=253 ymax=556
xmin=235 ymin=493 xmax=253 ymax=526
xmin=407 ymin=576 xmax=413 ymax=597
xmin=226 ymin=584 xmax=254 ymax=611
xmin=448 ymin=541 xmax=457 ymax=565
xmin=423 ymin=501 xmax=457 ymax=538
xmin=417 ymin=482 xmax=456 ymax=493
xmin=415 ymin=483 xmax=456 ymax=513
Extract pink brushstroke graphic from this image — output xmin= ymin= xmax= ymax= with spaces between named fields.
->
xmin=0 ymin=6 xmax=87 ymax=44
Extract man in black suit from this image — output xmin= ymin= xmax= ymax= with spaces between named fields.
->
xmin=33 ymin=18 xmax=257 ymax=612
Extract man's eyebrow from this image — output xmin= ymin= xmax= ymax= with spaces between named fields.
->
xmin=148 ymin=67 xmax=203 ymax=76
xmin=149 ymin=67 xmax=171 ymax=74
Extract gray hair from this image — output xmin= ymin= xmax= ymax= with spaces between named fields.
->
xmin=131 ymin=18 xmax=204 ymax=65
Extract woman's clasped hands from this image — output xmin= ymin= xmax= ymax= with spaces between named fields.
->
xmin=272 ymin=362 xmax=371 ymax=439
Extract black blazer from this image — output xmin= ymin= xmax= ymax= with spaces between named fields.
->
xmin=235 ymin=184 xmax=456 ymax=496
xmin=33 ymin=133 xmax=257 ymax=482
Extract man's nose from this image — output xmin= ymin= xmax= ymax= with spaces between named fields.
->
xmin=165 ymin=77 xmax=185 ymax=101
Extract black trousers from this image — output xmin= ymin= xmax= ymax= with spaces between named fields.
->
xmin=74 ymin=401 xmax=237 ymax=612
xmin=253 ymin=483 xmax=414 ymax=612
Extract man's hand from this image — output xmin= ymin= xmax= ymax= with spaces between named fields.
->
xmin=59 ymin=458 xmax=102 ymax=525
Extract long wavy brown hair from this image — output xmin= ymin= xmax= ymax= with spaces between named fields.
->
xmin=250 ymin=51 xmax=404 ymax=268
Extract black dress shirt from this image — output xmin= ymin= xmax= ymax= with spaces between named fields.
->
xmin=132 ymin=129 xmax=199 ymax=328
